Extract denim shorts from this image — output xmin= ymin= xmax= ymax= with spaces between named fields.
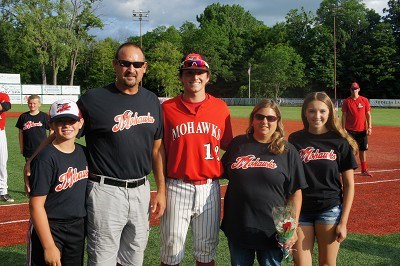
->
xmin=299 ymin=205 xmax=342 ymax=226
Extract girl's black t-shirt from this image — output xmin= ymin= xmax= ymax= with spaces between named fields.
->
xmin=289 ymin=129 xmax=357 ymax=213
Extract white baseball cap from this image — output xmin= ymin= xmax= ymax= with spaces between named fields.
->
xmin=49 ymin=99 xmax=81 ymax=123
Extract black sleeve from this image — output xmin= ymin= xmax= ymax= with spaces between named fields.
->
xmin=286 ymin=144 xmax=308 ymax=196
xmin=15 ymin=115 xmax=23 ymax=129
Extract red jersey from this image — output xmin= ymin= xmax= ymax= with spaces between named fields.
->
xmin=342 ymin=95 xmax=371 ymax=132
xmin=0 ymin=92 xmax=11 ymax=130
xmin=162 ymin=94 xmax=233 ymax=181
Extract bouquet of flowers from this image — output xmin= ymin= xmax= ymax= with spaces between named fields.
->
xmin=272 ymin=203 xmax=297 ymax=263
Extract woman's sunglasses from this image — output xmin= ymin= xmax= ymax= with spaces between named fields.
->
xmin=254 ymin=114 xmax=278 ymax=122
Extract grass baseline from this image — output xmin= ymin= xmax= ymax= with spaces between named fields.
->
xmin=1 ymin=229 xmax=400 ymax=265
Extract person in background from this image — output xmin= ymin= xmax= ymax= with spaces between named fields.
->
xmin=160 ymin=53 xmax=233 ymax=266
xmin=289 ymin=92 xmax=357 ymax=266
xmin=27 ymin=99 xmax=87 ymax=266
xmin=221 ymin=99 xmax=307 ymax=266
xmin=16 ymin=95 xmax=50 ymax=162
xmin=341 ymin=81 xmax=373 ymax=177
xmin=0 ymin=91 xmax=13 ymax=203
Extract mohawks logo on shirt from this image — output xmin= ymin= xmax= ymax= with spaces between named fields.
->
xmin=171 ymin=121 xmax=221 ymax=141
xmin=231 ymin=155 xmax=277 ymax=169
xmin=299 ymin=147 xmax=337 ymax=163
xmin=55 ymin=166 xmax=89 ymax=192
xmin=112 ymin=110 xmax=155 ymax=132
xmin=23 ymin=121 xmax=43 ymax=130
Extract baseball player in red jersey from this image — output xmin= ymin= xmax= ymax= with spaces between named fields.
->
xmin=160 ymin=53 xmax=233 ymax=266
xmin=0 ymin=91 xmax=13 ymax=202
xmin=341 ymin=82 xmax=373 ymax=176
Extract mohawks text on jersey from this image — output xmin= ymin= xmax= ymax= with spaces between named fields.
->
xmin=112 ymin=110 xmax=155 ymax=132
xmin=55 ymin=166 xmax=89 ymax=192
xmin=22 ymin=121 xmax=44 ymax=130
xmin=299 ymin=147 xmax=337 ymax=163
xmin=171 ymin=121 xmax=222 ymax=141
xmin=230 ymin=155 xmax=277 ymax=170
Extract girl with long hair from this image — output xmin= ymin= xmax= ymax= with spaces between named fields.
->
xmin=289 ymin=92 xmax=357 ymax=266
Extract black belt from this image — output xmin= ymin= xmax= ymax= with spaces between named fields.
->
xmin=89 ymin=174 xmax=146 ymax=188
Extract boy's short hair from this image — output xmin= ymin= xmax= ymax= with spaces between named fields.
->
xmin=27 ymin=94 xmax=41 ymax=102
xmin=49 ymin=99 xmax=81 ymax=123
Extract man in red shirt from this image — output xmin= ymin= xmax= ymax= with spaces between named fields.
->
xmin=160 ymin=53 xmax=233 ymax=265
xmin=341 ymin=82 xmax=373 ymax=176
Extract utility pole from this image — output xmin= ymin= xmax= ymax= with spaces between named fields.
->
xmin=332 ymin=2 xmax=342 ymax=111
xmin=132 ymin=10 xmax=150 ymax=48
xmin=248 ymin=63 xmax=251 ymax=99
xmin=333 ymin=5 xmax=337 ymax=102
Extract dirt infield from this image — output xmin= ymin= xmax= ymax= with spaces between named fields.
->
xmin=1 ymin=118 xmax=400 ymax=247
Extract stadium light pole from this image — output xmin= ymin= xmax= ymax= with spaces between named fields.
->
xmin=132 ymin=10 xmax=150 ymax=48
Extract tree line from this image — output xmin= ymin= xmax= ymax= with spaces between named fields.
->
xmin=1 ymin=0 xmax=399 ymax=99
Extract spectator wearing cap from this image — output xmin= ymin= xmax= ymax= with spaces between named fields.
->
xmin=160 ymin=53 xmax=233 ymax=266
xmin=27 ymin=99 xmax=88 ymax=266
xmin=341 ymin=82 xmax=373 ymax=176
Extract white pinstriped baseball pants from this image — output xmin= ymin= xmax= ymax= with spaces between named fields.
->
xmin=160 ymin=178 xmax=220 ymax=265
xmin=0 ymin=130 xmax=8 ymax=195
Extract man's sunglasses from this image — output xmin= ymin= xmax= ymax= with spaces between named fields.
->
xmin=254 ymin=114 xmax=278 ymax=122
xmin=117 ymin=60 xmax=145 ymax=68
xmin=180 ymin=59 xmax=209 ymax=69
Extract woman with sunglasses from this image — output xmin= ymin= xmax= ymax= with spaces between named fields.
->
xmin=221 ymin=99 xmax=307 ymax=266
xmin=288 ymin=92 xmax=358 ymax=266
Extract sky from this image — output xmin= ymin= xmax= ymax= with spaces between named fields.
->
xmin=89 ymin=0 xmax=389 ymax=41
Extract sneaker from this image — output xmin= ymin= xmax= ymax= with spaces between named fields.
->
xmin=361 ymin=170 xmax=373 ymax=177
xmin=0 ymin=194 xmax=14 ymax=203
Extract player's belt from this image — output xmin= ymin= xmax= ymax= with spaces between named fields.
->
xmin=169 ymin=177 xmax=211 ymax=185
xmin=89 ymin=173 xmax=146 ymax=189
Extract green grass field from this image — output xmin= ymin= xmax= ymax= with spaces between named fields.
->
xmin=229 ymin=106 xmax=400 ymax=127
xmin=1 ymin=228 xmax=400 ymax=265
xmin=1 ymin=105 xmax=400 ymax=265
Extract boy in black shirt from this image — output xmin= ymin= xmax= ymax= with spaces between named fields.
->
xmin=16 ymin=95 xmax=50 ymax=161
xmin=27 ymin=99 xmax=88 ymax=266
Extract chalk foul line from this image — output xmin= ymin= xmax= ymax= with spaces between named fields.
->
xmin=0 ymin=219 xmax=29 ymax=226
xmin=355 ymin=178 xmax=400 ymax=185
